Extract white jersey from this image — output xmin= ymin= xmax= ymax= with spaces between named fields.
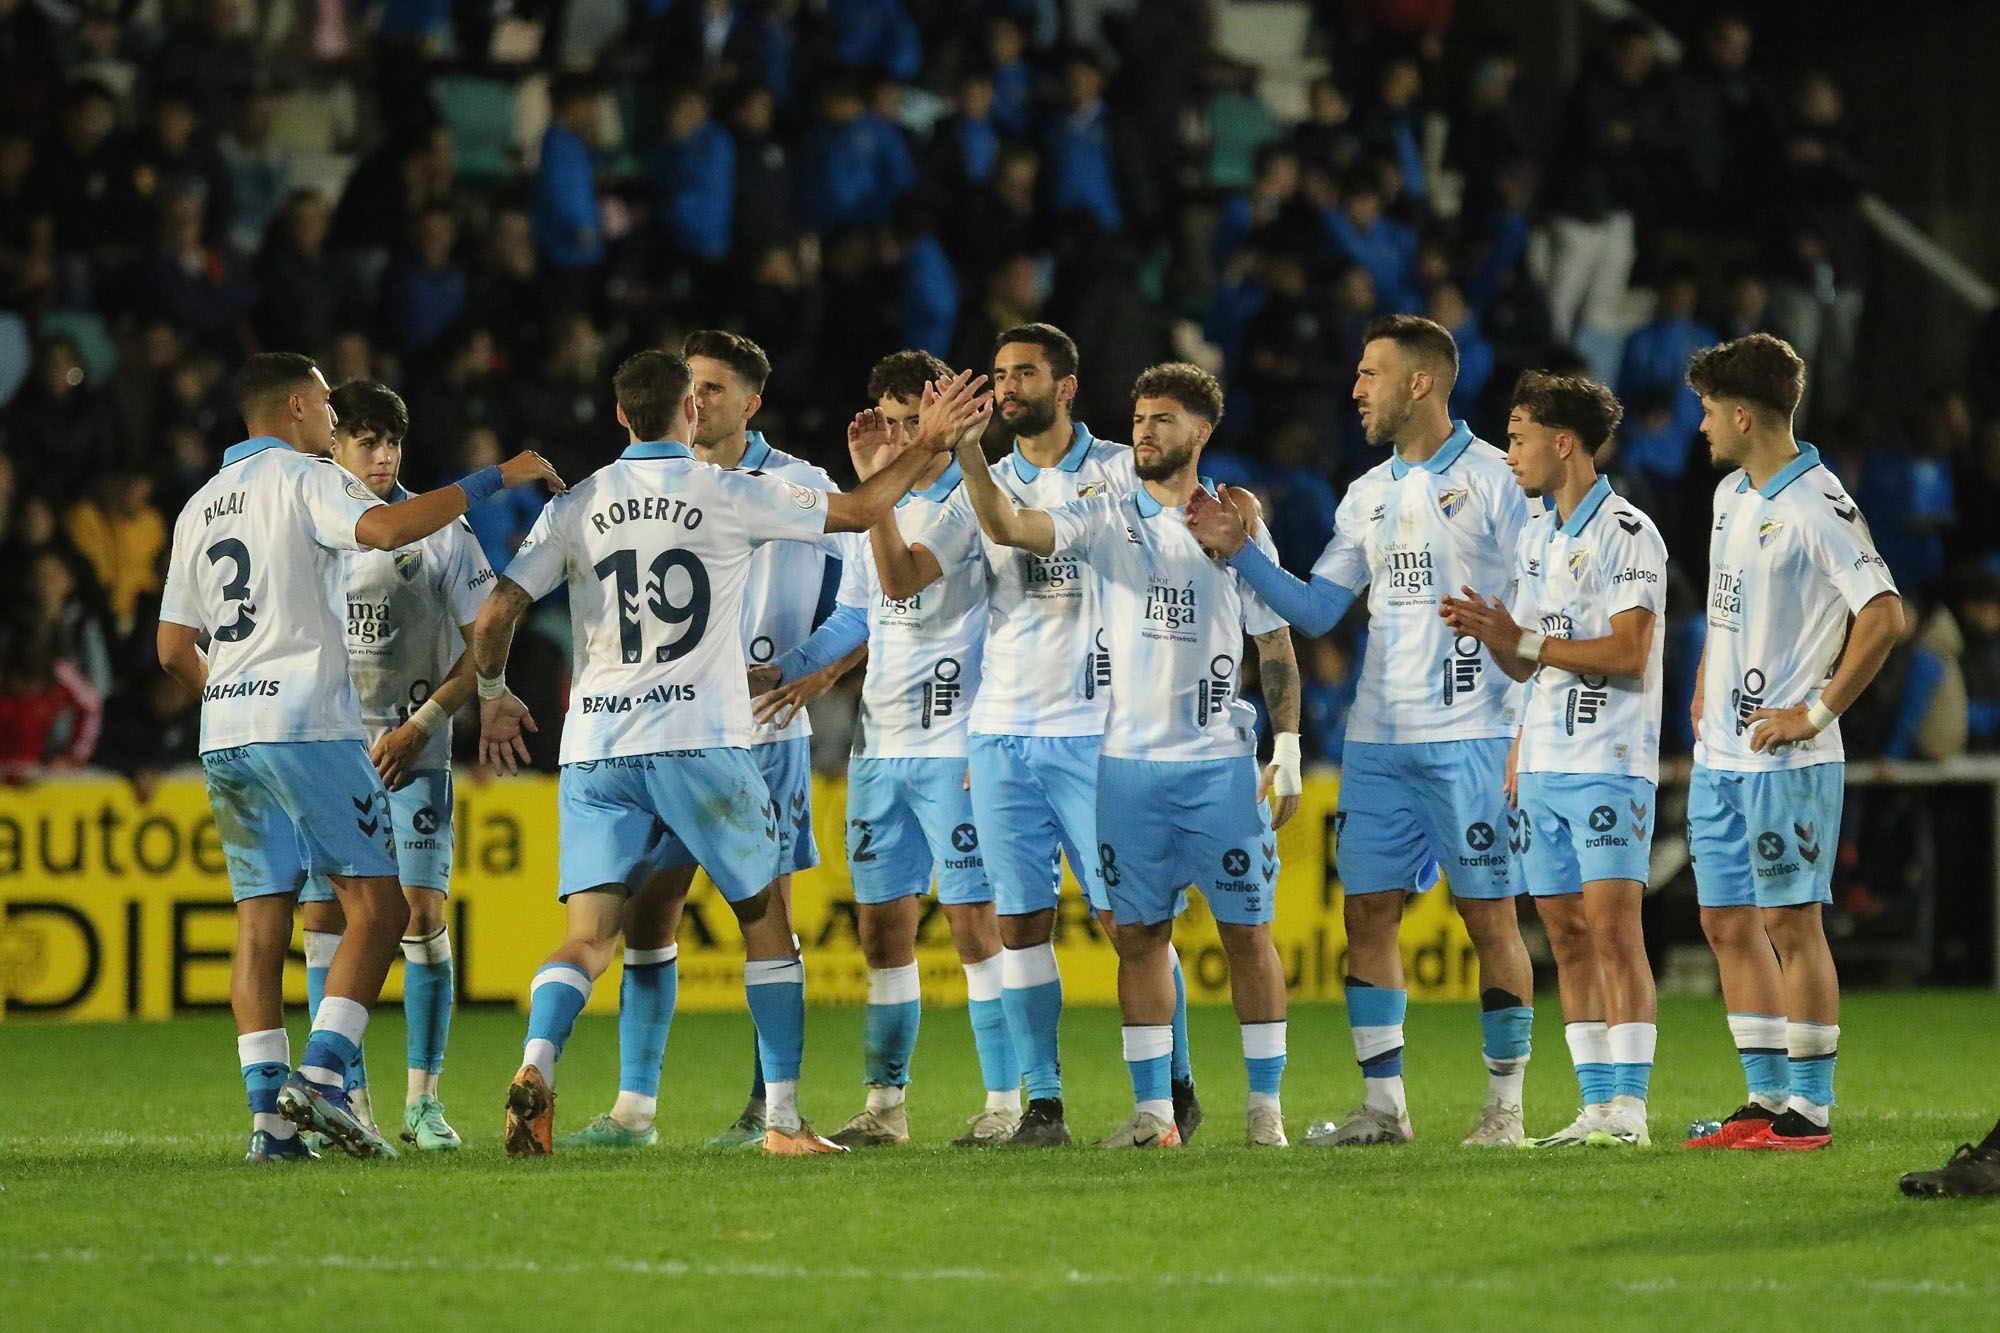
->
xmin=1313 ymin=422 xmax=1527 ymax=745
xmin=1510 ymin=478 xmax=1667 ymax=782
xmin=160 ymin=437 xmax=385 ymax=753
xmin=504 ymin=440 xmax=830 ymax=764
xmin=340 ymin=486 xmax=496 ymax=770
xmin=838 ymin=461 xmax=989 ymax=758
xmin=1695 ymin=443 xmax=1898 ymax=772
xmin=968 ymin=423 xmax=1137 ymax=737
xmin=1046 ymin=485 xmax=1287 ymax=762
xmin=735 ymin=433 xmax=843 ymax=747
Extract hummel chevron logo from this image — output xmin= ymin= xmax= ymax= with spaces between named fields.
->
xmin=1618 ymin=518 xmax=1642 ymax=534
xmin=357 ymin=816 xmax=380 ymax=837
xmin=1794 ymin=820 xmax=1821 ymax=863
xmin=352 ymin=794 xmax=376 ymax=813
xmin=1824 ymin=493 xmax=1858 ymax=522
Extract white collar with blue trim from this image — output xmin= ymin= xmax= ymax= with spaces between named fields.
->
xmin=622 ymin=440 xmax=696 ymax=461
xmin=221 ymin=436 xmax=293 ymax=467
xmin=1735 ymin=441 xmax=1820 ymax=499
xmin=1546 ymin=474 xmax=1613 ymax=537
xmin=739 ymin=431 xmax=774 ymax=471
xmin=901 ymin=459 xmax=964 ymax=507
xmin=1388 ymin=420 xmax=1475 ymax=480
xmin=1010 ymin=421 xmax=1095 ymax=483
xmin=1131 ymin=477 xmax=1210 ymax=519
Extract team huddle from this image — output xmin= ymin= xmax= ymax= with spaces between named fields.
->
xmin=158 ymin=315 xmax=1902 ymax=1162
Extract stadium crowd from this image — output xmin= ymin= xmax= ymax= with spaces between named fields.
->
xmin=0 ymin=0 xmax=1994 ymax=788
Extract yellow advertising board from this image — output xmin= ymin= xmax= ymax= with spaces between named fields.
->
xmin=0 ymin=772 xmax=1480 ymax=1020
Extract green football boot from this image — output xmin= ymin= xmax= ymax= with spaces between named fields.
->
xmin=401 ymin=1093 xmax=463 ymax=1152
xmin=555 ymin=1113 xmax=660 ymax=1149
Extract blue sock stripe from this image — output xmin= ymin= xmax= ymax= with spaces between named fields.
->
xmin=525 ymin=966 xmax=592 ymax=1058
xmin=1128 ymin=1052 xmax=1172 ymax=1104
xmin=1613 ymin=1061 xmax=1653 ymax=1101
xmin=1741 ymin=1050 xmax=1790 ymax=1098
xmin=1169 ymin=953 xmax=1192 ymax=1084
xmin=1576 ymin=1061 xmax=1617 ymax=1104
xmin=1479 ymin=1005 xmax=1534 ymax=1062
xmin=863 ymin=999 xmax=922 ymax=1087
xmin=1002 ymin=980 xmax=1064 ymax=1100
xmin=300 ymin=1030 xmax=361 ymax=1085
xmin=1246 ymin=1054 xmax=1286 ymax=1097
xmin=618 ymin=960 xmax=678 ymax=1099
xmin=241 ymin=1061 xmax=287 ymax=1114
xmin=967 ymin=996 xmax=1020 ymax=1095
xmin=1789 ymin=1052 xmax=1837 ymax=1106
xmin=1359 ymin=1048 xmax=1404 ymax=1078
xmin=1345 ymin=984 xmax=1408 ymax=1029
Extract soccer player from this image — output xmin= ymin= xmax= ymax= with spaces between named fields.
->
xmin=293 ymin=380 xmax=496 ymax=1153
xmin=963 ymin=324 xmax=1200 ymax=1148
xmin=756 ymin=349 xmax=1021 ymax=1147
xmin=471 ymin=351 xmax=988 ymax=1157
xmin=554 ymin=330 xmax=850 ymax=1151
xmin=1186 ymin=314 xmax=1536 ymax=1147
xmin=960 ymin=362 xmax=1302 ymax=1148
xmin=1679 ymin=334 xmax=1901 ymax=1151
xmin=155 ymin=352 xmax=560 ymax=1162
xmin=1440 ymin=372 xmax=1666 ymax=1149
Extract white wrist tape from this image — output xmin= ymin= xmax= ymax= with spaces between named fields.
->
xmin=407 ymin=697 xmax=449 ymax=737
xmin=1516 ymin=631 xmax=1545 ymax=663
xmin=1806 ymin=699 xmax=1839 ymax=733
xmin=476 ymin=672 xmax=508 ymax=700
xmin=1271 ymin=732 xmax=1303 ymax=797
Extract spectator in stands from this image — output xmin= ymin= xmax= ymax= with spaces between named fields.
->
xmin=95 ymin=671 xmax=200 ymax=800
xmin=1618 ymin=268 xmax=1716 ymax=447
xmin=1359 ymin=56 xmax=1429 ymax=206
xmin=376 ymin=203 xmax=469 ymax=360
xmin=948 ymin=249 xmax=1043 ymax=375
xmin=454 ymin=424 xmax=544 ymax=565
xmin=466 ymin=205 xmax=541 ymax=363
xmin=512 ymin=310 xmax=609 ymax=473
xmin=1301 ymin=632 xmax=1359 ymax=763
xmin=31 ymin=79 xmax=128 ymax=269
xmin=1841 ymin=595 xmax=1967 ymax=763
xmin=655 ymin=0 xmax=792 ymax=102
xmin=1047 ymin=50 xmax=1123 ymax=233
xmin=1212 ymin=143 xmax=1310 ymax=277
xmin=62 ymin=467 xmax=164 ymax=641
xmin=254 ymin=190 xmax=345 ymax=358
xmin=0 ymin=336 xmax=118 ymax=499
xmin=333 ymin=120 xmax=455 ymax=254
xmin=115 ymin=89 xmax=235 ymax=251
xmin=217 ymin=86 xmax=293 ymax=258
xmin=650 ymin=86 xmax=735 ymax=271
xmin=0 ymin=131 xmax=53 ymax=312
xmin=1324 ymin=163 xmax=1418 ymax=313
xmin=405 ymin=323 xmax=508 ymax=465
xmin=1768 ymin=72 xmax=1869 ymax=429
xmin=1452 ymin=45 xmax=1529 ymax=220
xmin=1955 ymin=573 xmax=2000 ymax=751
xmin=0 ymin=619 xmax=103 ymax=779
xmin=729 ymin=85 xmax=794 ymax=259
xmin=21 ymin=545 xmax=112 ymax=701
xmin=985 ymin=14 xmax=1034 ymax=141
xmin=150 ymin=0 xmax=263 ymax=123
xmin=1430 ymin=282 xmax=1490 ymax=418
xmin=531 ymin=78 xmax=606 ymax=280
xmin=825 ymin=0 xmax=921 ymax=82
xmin=1542 ymin=19 xmax=1671 ymax=365
xmin=956 ymin=141 xmax=1043 ymax=273
xmin=797 ymin=73 xmax=914 ymax=234
xmin=1291 ymin=76 xmax=1360 ymax=179
xmin=921 ymin=66 xmax=1002 ymax=209
xmin=1671 ymin=7 xmax=1781 ymax=234
xmin=129 ymin=190 xmax=256 ymax=353
xmin=1718 ymin=268 xmax=1776 ymax=341
xmin=896 ymin=207 xmax=959 ymax=358
xmin=0 ymin=0 xmax=64 ymax=128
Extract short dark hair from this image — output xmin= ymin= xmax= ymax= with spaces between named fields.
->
xmin=1132 ymin=362 xmax=1225 ymax=424
xmin=1685 ymin=332 xmax=1806 ymax=419
xmin=330 ymin=380 xmax=410 ymax=444
xmin=682 ymin=329 xmax=771 ymax=393
xmin=1364 ymin=313 xmax=1460 ymax=386
xmin=994 ymin=323 xmax=1078 ymax=382
xmin=1510 ymin=370 xmax=1624 ymax=453
xmin=867 ymin=349 xmax=952 ymax=404
xmin=233 ymin=352 xmax=320 ymax=421
xmin=613 ymin=350 xmax=693 ymax=442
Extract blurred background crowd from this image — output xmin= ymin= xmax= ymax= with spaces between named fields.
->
xmin=1 ymin=0 xmax=1997 ymax=838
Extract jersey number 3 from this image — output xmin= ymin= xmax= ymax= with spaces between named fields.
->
xmin=594 ymin=548 xmax=711 ymax=664
xmin=206 ymin=538 xmax=257 ymax=642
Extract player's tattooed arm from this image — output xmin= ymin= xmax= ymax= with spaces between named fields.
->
xmin=472 ymin=577 xmax=539 ymax=773
xmin=1253 ymin=627 xmax=1303 ymax=830
xmin=156 ymin=620 xmax=208 ymax=694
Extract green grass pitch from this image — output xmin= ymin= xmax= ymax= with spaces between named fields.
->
xmin=4 ymin=993 xmax=1998 ymax=1330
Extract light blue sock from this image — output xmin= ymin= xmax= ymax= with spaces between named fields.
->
xmin=1346 ymin=981 xmax=1407 ymax=1078
xmin=1728 ymin=1012 xmax=1790 ymax=1105
xmin=1169 ymin=949 xmax=1192 ymax=1085
xmin=1480 ymin=996 xmax=1534 ymax=1079
xmin=401 ymin=927 xmax=453 ymax=1079
xmin=300 ymin=996 xmax=368 ymax=1092
xmin=238 ymin=1029 xmax=288 ymax=1119
xmin=1002 ymin=943 xmax=1064 ymax=1100
xmin=1243 ymin=1019 xmax=1286 ymax=1098
xmin=1566 ymin=1020 xmax=1616 ymax=1104
xmin=523 ymin=963 xmax=592 ymax=1080
xmin=963 ymin=958 xmax=1020 ymax=1094
xmin=1608 ymin=1021 xmax=1656 ymax=1102
xmin=863 ymin=964 xmax=922 ymax=1087
xmin=1123 ymin=1024 xmax=1173 ymax=1109
xmin=1787 ymin=1020 xmax=1839 ymax=1110
xmin=744 ymin=957 xmax=805 ymax=1084
xmin=618 ymin=946 xmax=679 ymax=1098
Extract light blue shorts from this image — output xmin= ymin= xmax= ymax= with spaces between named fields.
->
xmin=1335 ymin=739 xmax=1515 ymax=899
xmin=1096 ymin=755 xmax=1275 ymax=927
xmin=1515 ymin=771 xmax=1655 ymax=895
xmin=846 ymin=757 xmax=991 ymax=906
xmin=200 ymin=740 xmax=397 ymax=902
xmin=303 ymin=768 xmax=454 ymax=903
xmin=558 ymin=749 xmax=778 ymax=903
xmin=756 ymin=735 xmax=818 ymax=874
xmin=1689 ymin=761 xmax=1840 ymax=909
xmin=968 ymin=731 xmax=1109 ymax=915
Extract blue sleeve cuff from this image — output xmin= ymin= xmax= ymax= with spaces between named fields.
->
xmin=1227 ymin=539 xmax=1356 ymax=636
xmin=774 ymin=603 xmax=869 ymax=683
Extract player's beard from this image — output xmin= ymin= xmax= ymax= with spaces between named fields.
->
xmin=1363 ymin=395 xmax=1413 ymax=447
xmin=1134 ymin=438 xmax=1195 ymax=481
xmin=1000 ymin=392 xmax=1058 ymax=440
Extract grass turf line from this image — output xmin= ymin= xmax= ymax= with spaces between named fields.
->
xmin=2 ymin=993 xmax=1998 ymax=1330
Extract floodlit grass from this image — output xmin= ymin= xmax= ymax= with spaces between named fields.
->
xmin=4 ymin=993 xmax=1998 ymax=1330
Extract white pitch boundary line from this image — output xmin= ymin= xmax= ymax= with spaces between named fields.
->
xmin=2 ymin=1249 xmax=1993 ymax=1300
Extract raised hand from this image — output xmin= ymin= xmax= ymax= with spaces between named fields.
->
xmin=1186 ymin=485 xmax=1250 ymax=558
xmin=847 ymin=408 xmax=897 ymax=481
xmin=499 ymin=451 xmax=567 ymax=494
xmin=914 ymin=369 xmax=992 ymax=453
